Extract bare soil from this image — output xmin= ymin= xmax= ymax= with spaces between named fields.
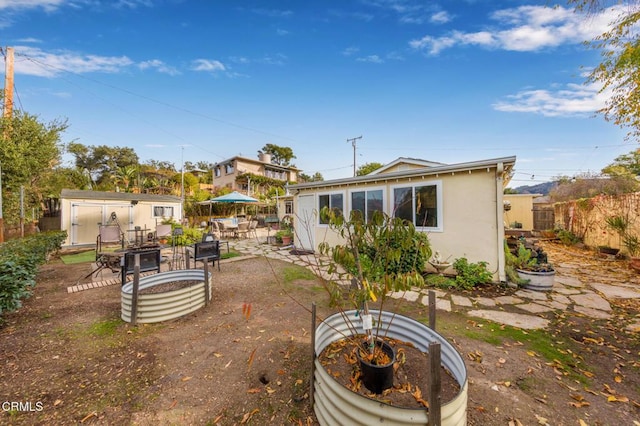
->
xmin=1 ymin=246 xmax=639 ymax=425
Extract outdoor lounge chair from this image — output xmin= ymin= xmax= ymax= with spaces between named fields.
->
xmin=96 ymin=225 xmax=124 ymax=260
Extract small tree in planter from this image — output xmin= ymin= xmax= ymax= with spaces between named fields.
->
xmin=312 ymin=208 xmax=469 ymax=424
xmin=318 ymin=208 xmax=431 ymax=389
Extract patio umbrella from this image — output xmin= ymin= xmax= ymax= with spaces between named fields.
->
xmin=198 ymin=191 xmax=259 ymax=218
xmin=208 ymin=191 xmax=259 ymax=203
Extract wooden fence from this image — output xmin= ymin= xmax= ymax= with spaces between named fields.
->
xmin=554 ymin=192 xmax=640 ymax=251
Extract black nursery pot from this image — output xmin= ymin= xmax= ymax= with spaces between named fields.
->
xmin=357 ymin=339 xmax=396 ymax=394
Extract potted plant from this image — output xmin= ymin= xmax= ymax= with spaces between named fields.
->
xmin=505 ymin=242 xmax=555 ymax=291
xmin=313 ymin=208 xmax=468 ymax=424
xmin=275 ymin=227 xmax=293 ymax=246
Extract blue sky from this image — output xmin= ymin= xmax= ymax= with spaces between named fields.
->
xmin=0 ymin=0 xmax=635 ymax=187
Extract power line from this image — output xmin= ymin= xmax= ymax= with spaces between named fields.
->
xmin=17 ymin=52 xmax=301 ymax=145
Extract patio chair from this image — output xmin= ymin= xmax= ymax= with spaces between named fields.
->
xmin=155 ymin=224 xmax=172 ymax=243
xmin=218 ymin=221 xmax=232 ymax=239
xmin=96 ymin=225 xmax=124 ymax=260
xmin=187 ymin=239 xmax=221 ymax=271
xmin=236 ymin=221 xmax=250 ymax=239
xmin=248 ymin=220 xmax=259 ymax=239
xmin=209 ymin=221 xmax=221 ymax=239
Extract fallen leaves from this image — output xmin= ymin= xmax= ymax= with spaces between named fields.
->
xmin=467 ymin=350 xmax=483 ymax=363
xmin=242 ymin=303 xmax=252 ymax=321
xmin=411 ymin=385 xmax=428 ymax=407
xmin=240 ymin=408 xmax=259 ymax=424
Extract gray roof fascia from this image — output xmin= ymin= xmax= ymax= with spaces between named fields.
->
xmin=61 ymin=189 xmax=182 ymax=203
xmin=290 ymin=156 xmax=516 ymax=190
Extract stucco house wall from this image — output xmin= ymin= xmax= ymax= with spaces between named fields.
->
xmin=503 ymin=194 xmax=542 ymax=231
xmin=290 ymin=156 xmax=515 ymax=282
xmin=60 ymin=189 xmax=182 ymax=247
xmin=213 ymin=153 xmax=299 ymax=194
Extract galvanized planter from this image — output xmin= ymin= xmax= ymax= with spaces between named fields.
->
xmin=121 ymin=269 xmax=212 ymax=324
xmin=517 ymin=269 xmax=555 ymax=291
xmin=314 ymin=310 xmax=468 ymax=426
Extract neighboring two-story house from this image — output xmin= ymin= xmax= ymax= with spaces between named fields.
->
xmin=213 ymin=152 xmax=299 ymax=195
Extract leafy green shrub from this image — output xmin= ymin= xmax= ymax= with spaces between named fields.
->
xmin=556 ymin=229 xmax=580 ymax=246
xmin=452 ymin=258 xmax=493 ymax=290
xmin=424 ymin=274 xmax=457 ymax=289
xmin=0 ymin=231 xmax=66 ymax=317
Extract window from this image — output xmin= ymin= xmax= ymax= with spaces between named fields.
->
xmin=318 ymin=193 xmax=344 ymax=224
xmin=153 ymin=206 xmax=174 ymax=218
xmin=351 ymin=189 xmax=383 ymax=222
xmin=214 ymin=167 xmax=221 ymax=177
xmin=392 ymin=182 xmax=442 ymax=230
xmin=415 ymin=185 xmax=438 ymax=227
xmin=225 ymin=163 xmax=234 ymax=174
xmin=285 ymin=200 xmax=293 ymax=214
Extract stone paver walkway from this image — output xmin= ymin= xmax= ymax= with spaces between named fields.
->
xmin=229 ymin=232 xmax=640 ymax=332
xmin=70 ymin=229 xmax=640 ymax=333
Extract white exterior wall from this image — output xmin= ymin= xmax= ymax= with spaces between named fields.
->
xmin=60 ymin=195 xmax=183 ymax=247
xmin=293 ymin=167 xmax=505 ymax=281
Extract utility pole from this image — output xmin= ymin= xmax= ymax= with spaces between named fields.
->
xmin=1 ymin=47 xmax=15 ymax=243
xmin=347 ymin=135 xmax=363 ymax=177
xmin=180 ymin=146 xmax=185 ymax=202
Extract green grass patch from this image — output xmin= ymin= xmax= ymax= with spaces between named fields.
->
xmin=86 ymin=318 xmax=121 ymax=337
xmin=60 ymin=250 xmax=96 ymax=264
xmin=434 ymin=315 xmax=588 ymax=383
xmin=282 ymin=265 xmax=317 ymax=284
xmin=221 ymin=251 xmax=241 ymax=260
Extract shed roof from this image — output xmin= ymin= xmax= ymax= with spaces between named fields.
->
xmin=61 ymin=189 xmax=181 ymax=203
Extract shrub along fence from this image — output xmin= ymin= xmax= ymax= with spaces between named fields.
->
xmin=554 ymin=192 xmax=640 ymax=251
xmin=0 ymin=231 xmax=66 ymax=318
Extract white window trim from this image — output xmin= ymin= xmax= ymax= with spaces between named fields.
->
xmin=317 ymin=190 xmax=346 ymax=227
xmin=389 ymin=180 xmax=443 ymax=232
xmin=152 ymin=205 xmax=175 ymax=219
xmin=348 ymin=185 xmax=386 ymax=221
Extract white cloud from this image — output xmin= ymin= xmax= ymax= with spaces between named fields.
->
xmin=361 ymin=0 xmax=434 ymax=24
xmin=342 ymin=46 xmax=360 ymax=56
xmin=191 ymin=59 xmax=226 ymax=73
xmin=0 ymin=0 xmax=66 ymax=12
xmin=9 ymin=46 xmax=133 ymax=77
xmin=249 ymin=8 xmax=293 ymax=18
xmin=410 ymin=5 xmax=626 ymax=55
xmin=430 ymin=11 xmax=451 ymax=24
xmin=356 ymin=54 xmax=383 ymax=63
xmin=138 ymin=59 xmax=180 ymax=76
xmin=276 ymin=28 xmax=289 ymax=36
xmin=493 ymin=81 xmax=611 ymax=117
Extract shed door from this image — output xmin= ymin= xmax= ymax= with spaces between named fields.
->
xmin=295 ymin=194 xmax=316 ymax=251
xmin=71 ymin=203 xmax=133 ymax=246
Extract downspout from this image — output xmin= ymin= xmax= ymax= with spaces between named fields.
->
xmin=496 ymin=162 xmax=506 ymax=282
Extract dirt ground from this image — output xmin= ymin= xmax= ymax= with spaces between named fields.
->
xmin=1 ymin=247 xmax=639 ymax=425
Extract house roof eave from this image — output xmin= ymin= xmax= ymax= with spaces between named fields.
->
xmin=290 ymin=156 xmax=517 ymax=191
